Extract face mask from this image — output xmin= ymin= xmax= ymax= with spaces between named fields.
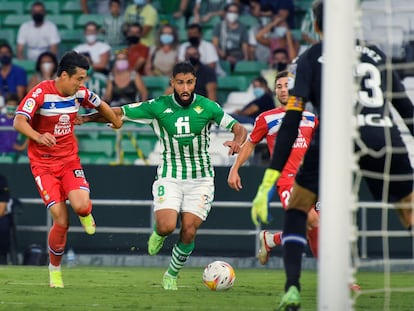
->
xmin=275 ymin=62 xmax=287 ymax=71
xmin=0 ymin=55 xmax=12 ymax=66
xmin=188 ymin=36 xmax=200 ymax=46
xmin=85 ymin=34 xmax=97 ymax=44
xmin=41 ymin=62 xmax=53 ymax=73
xmin=134 ymin=0 xmax=146 ymax=6
xmin=188 ymin=56 xmax=200 ymax=67
xmin=160 ymin=33 xmax=174 ymax=45
xmin=127 ymin=36 xmax=140 ymax=45
xmin=32 ymin=13 xmax=45 ymax=24
xmin=253 ymin=87 xmax=265 ymax=98
xmin=115 ymin=59 xmax=129 ymax=71
xmin=226 ymin=12 xmax=239 ymax=23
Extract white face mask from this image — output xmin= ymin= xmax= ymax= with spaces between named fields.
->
xmin=85 ymin=34 xmax=97 ymax=44
xmin=226 ymin=12 xmax=239 ymax=23
xmin=41 ymin=62 xmax=53 ymax=73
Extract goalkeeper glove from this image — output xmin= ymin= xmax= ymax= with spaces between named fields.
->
xmin=251 ymin=168 xmax=280 ymax=226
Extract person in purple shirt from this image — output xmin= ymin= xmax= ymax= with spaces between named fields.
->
xmin=0 ymin=43 xmax=27 ymax=101
xmin=0 ymin=93 xmax=27 ymax=155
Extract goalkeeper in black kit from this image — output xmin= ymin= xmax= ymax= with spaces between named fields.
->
xmin=250 ymin=1 xmax=414 ymax=310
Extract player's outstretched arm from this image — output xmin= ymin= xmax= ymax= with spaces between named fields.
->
xmin=96 ymin=101 xmax=123 ymax=129
xmin=228 ymin=140 xmax=256 ymax=192
xmin=78 ymin=107 xmax=123 ymax=127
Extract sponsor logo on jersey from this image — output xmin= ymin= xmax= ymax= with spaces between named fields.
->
xmin=193 ymin=106 xmax=204 ymax=114
xmin=54 ymin=114 xmax=71 ymax=135
xmin=23 ymin=98 xmax=36 ymax=113
xmin=73 ymin=169 xmax=85 ymax=178
xmin=163 ymin=108 xmax=173 ymax=113
xmin=32 ymin=88 xmax=42 ymax=98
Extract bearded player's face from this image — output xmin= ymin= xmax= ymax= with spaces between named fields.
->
xmin=171 ymin=73 xmax=196 ymax=102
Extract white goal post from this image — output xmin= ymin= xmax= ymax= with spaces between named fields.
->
xmin=319 ymin=0 xmax=357 ymax=310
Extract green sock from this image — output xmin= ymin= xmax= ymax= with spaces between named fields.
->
xmin=167 ymin=241 xmax=195 ymax=277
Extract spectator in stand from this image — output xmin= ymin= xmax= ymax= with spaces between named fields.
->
xmin=0 ymin=43 xmax=27 ymax=101
xmin=260 ymin=0 xmax=295 ymax=29
xmin=255 ymin=16 xmax=299 ymax=66
xmin=103 ymin=49 xmax=148 ymax=107
xmin=172 ymin=0 xmax=194 ymax=25
xmin=212 ymin=3 xmax=249 ymax=71
xmin=74 ymin=22 xmax=111 ymax=74
xmin=145 ymin=24 xmax=179 ymax=77
xmin=192 ymin=0 xmax=227 ymax=24
xmin=16 ymin=1 xmax=60 ymax=61
xmin=185 ymin=45 xmax=217 ymax=101
xmin=230 ymin=76 xmax=274 ymax=124
xmin=261 ymin=48 xmax=290 ymax=91
xmin=103 ymin=0 xmax=127 ymax=46
xmin=123 ymin=0 xmax=159 ymax=47
xmin=300 ymin=7 xmax=320 ymax=47
xmin=177 ymin=23 xmax=219 ymax=71
xmin=81 ymin=0 xmax=116 ymax=15
xmin=125 ymin=23 xmax=150 ymax=75
xmin=248 ymin=2 xmax=276 ymax=63
xmin=28 ymin=51 xmax=58 ymax=91
xmin=0 ymin=94 xmax=28 ymax=156
xmin=82 ymin=53 xmax=108 ymax=100
xmin=0 ymin=175 xmax=13 ymax=265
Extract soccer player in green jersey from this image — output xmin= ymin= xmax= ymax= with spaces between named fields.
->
xmin=80 ymin=62 xmax=247 ymax=290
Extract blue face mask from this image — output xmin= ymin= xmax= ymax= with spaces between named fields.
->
xmin=160 ymin=33 xmax=174 ymax=45
xmin=253 ymin=87 xmax=265 ymax=98
xmin=134 ymin=0 xmax=146 ymax=6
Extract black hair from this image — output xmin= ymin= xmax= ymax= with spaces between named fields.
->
xmin=225 ymin=3 xmax=240 ymax=13
xmin=5 ymin=93 xmax=19 ymax=104
xmin=187 ymin=23 xmax=202 ymax=33
xmin=35 ymin=51 xmax=58 ymax=73
xmin=276 ymin=70 xmax=289 ymax=80
xmin=253 ymin=76 xmax=268 ymax=86
xmin=109 ymin=0 xmax=121 ymax=5
xmin=128 ymin=22 xmax=142 ymax=32
xmin=56 ymin=51 xmax=89 ymax=77
xmin=0 ymin=42 xmax=13 ymax=55
xmin=273 ymin=48 xmax=288 ymax=57
xmin=84 ymin=21 xmax=99 ymax=31
xmin=172 ymin=62 xmax=196 ymax=77
xmin=312 ymin=0 xmax=323 ymax=32
xmin=31 ymin=1 xmax=45 ymax=10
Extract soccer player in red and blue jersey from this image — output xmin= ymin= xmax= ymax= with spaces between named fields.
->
xmin=14 ymin=51 xmax=121 ymax=288
xmin=227 ymin=71 xmax=319 ymax=264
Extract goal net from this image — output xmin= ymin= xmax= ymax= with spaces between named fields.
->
xmin=320 ymin=0 xmax=414 ymax=310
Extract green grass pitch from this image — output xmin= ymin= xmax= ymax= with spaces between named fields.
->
xmin=0 ymin=266 xmax=413 ymax=310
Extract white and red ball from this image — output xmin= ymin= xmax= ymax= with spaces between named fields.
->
xmin=202 ymin=260 xmax=236 ymax=291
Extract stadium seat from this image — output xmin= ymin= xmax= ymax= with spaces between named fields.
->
xmin=76 ymin=14 xmax=104 ymax=30
xmin=233 ymin=61 xmax=268 ymax=82
xmin=142 ymin=76 xmax=170 ymax=99
xmin=239 ymin=14 xmax=258 ymax=28
xmin=12 ymin=59 xmax=36 ymax=76
xmin=78 ymin=138 xmax=115 ymax=163
xmin=0 ymin=2 xmax=24 ymax=20
xmin=2 ymin=15 xmax=31 ymax=30
xmin=219 ymin=60 xmax=231 ymax=76
xmin=59 ymin=29 xmax=82 ymax=47
xmin=24 ymin=1 xmax=60 ymax=15
xmin=0 ymin=29 xmax=16 ymax=47
xmin=217 ymin=76 xmax=248 ymax=105
xmin=0 ymin=154 xmax=15 ymax=164
xmin=60 ymin=1 xmax=83 ymax=17
xmin=47 ymin=14 xmax=74 ymax=30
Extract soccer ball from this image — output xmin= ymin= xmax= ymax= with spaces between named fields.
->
xmin=202 ymin=260 xmax=236 ymax=291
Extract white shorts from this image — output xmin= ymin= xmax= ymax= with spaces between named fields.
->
xmin=152 ymin=177 xmax=214 ymax=221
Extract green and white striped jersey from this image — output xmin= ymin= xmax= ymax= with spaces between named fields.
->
xmin=122 ymin=94 xmax=237 ymax=179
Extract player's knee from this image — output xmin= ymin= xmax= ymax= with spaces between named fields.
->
xmin=180 ymin=225 xmax=197 ymax=242
xmin=71 ymin=198 xmax=92 ymax=216
xmin=156 ymin=222 xmax=176 ymax=235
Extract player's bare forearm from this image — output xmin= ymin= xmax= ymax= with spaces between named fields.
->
xmin=228 ymin=140 xmax=256 ymax=191
xmin=97 ymin=103 xmax=123 ymax=129
xmin=224 ymin=123 xmax=247 ymax=155
xmin=13 ymin=114 xmax=56 ymax=147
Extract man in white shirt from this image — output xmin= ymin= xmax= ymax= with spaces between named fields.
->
xmin=16 ymin=1 xmax=60 ymax=61
xmin=177 ymin=23 xmax=219 ymax=70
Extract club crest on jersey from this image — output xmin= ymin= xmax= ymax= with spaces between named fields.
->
xmin=23 ymin=98 xmax=36 ymax=113
xmin=193 ymin=106 xmax=204 ymax=114
xmin=73 ymin=169 xmax=85 ymax=178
